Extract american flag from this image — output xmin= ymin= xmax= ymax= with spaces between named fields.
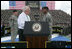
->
xmin=40 ymin=1 xmax=55 ymax=10
xmin=9 ymin=1 xmax=25 ymax=10
xmin=9 ymin=1 xmax=55 ymax=10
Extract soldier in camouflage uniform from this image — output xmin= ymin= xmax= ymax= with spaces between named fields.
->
xmin=9 ymin=10 xmax=18 ymax=42
xmin=41 ymin=7 xmax=53 ymax=40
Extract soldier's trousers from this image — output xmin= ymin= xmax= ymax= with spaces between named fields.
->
xmin=48 ymin=26 xmax=52 ymax=41
xmin=11 ymin=28 xmax=18 ymax=42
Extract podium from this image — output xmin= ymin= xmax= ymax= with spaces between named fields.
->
xmin=23 ymin=21 xmax=50 ymax=48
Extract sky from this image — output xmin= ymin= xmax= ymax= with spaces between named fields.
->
xmin=55 ymin=1 xmax=71 ymax=15
xmin=1 ymin=1 xmax=71 ymax=15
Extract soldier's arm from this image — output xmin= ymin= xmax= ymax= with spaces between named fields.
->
xmin=9 ymin=16 xmax=14 ymax=28
xmin=47 ymin=13 xmax=53 ymax=26
xmin=49 ymin=15 xmax=53 ymax=26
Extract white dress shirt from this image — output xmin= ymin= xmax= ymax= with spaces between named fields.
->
xmin=18 ymin=12 xmax=31 ymax=29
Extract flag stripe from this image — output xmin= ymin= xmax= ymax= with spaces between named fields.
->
xmin=9 ymin=1 xmax=55 ymax=10
xmin=40 ymin=1 xmax=55 ymax=10
xmin=9 ymin=1 xmax=25 ymax=9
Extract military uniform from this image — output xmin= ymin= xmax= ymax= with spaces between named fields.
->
xmin=42 ymin=12 xmax=53 ymax=40
xmin=9 ymin=15 xmax=18 ymax=42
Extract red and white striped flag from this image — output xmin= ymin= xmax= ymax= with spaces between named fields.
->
xmin=40 ymin=1 xmax=55 ymax=10
xmin=9 ymin=1 xmax=25 ymax=10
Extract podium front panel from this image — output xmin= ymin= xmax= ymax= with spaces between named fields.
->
xmin=23 ymin=21 xmax=50 ymax=36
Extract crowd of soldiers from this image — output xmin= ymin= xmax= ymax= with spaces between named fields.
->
xmin=1 ymin=23 xmax=11 ymax=37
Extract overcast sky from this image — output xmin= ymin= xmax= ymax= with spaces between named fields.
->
xmin=55 ymin=1 xmax=71 ymax=15
xmin=1 ymin=1 xmax=71 ymax=15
